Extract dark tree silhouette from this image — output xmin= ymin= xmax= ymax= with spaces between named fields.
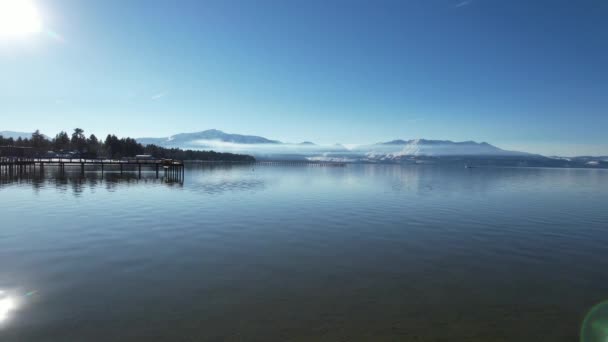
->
xmin=86 ymin=134 xmax=101 ymax=158
xmin=71 ymin=128 xmax=87 ymax=153
xmin=0 ymin=129 xmax=254 ymax=161
xmin=54 ymin=131 xmax=70 ymax=151
xmin=31 ymin=130 xmax=48 ymax=150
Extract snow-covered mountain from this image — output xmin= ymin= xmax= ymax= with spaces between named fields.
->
xmin=358 ymin=139 xmax=532 ymax=161
xmin=136 ymin=130 xmax=352 ymax=157
xmin=135 ymin=130 xmax=537 ymax=161
xmin=137 ymin=129 xmax=280 ymax=148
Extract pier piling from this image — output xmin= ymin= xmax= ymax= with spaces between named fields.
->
xmin=0 ymin=157 xmax=184 ymax=181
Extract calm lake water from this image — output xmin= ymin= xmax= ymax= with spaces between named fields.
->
xmin=1 ymin=164 xmax=607 ymax=341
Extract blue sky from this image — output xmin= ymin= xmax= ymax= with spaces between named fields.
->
xmin=0 ymin=0 xmax=606 ymax=156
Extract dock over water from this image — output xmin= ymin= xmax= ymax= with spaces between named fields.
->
xmin=0 ymin=157 xmax=184 ymax=180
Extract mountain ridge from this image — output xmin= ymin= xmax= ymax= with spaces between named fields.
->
xmin=363 ymin=139 xmax=534 ymax=158
xmin=2 ymin=129 xmax=605 ymax=165
xmin=138 ymin=129 xmax=281 ymax=147
xmin=135 ymin=130 xmax=522 ymax=153
xmin=134 ymin=129 xmax=535 ymax=159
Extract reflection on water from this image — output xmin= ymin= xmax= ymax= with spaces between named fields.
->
xmin=0 ymin=291 xmax=17 ymax=324
xmin=185 ymin=163 xmax=266 ymax=195
xmin=0 ymin=169 xmax=184 ymax=194
xmin=1 ymin=164 xmax=608 ymax=341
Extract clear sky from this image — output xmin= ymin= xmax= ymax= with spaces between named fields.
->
xmin=0 ymin=0 xmax=607 ymax=156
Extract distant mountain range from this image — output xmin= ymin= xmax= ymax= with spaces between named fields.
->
xmin=0 ymin=129 xmax=535 ymax=157
xmin=134 ymin=130 xmax=531 ymax=157
xmin=2 ymin=129 xmax=606 ymax=167
xmin=129 ymin=129 xmax=608 ymax=168
xmin=138 ymin=129 xmax=281 ymax=146
xmin=353 ymin=139 xmax=533 ymax=158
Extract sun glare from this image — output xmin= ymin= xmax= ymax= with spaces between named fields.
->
xmin=0 ymin=0 xmax=43 ymax=38
xmin=0 ymin=295 xmax=17 ymax=323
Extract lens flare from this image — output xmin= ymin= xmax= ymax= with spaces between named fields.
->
xmin=581 ymin=301 xmax=608 ymax=342
xmin=0 ymin=0 xmax=43 ymax=38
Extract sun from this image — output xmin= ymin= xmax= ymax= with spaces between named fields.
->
xmin=0 ymin=0 xmax=43 ymax=38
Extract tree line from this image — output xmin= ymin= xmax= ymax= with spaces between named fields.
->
xmin=0 ymin=129 xmax=255 ymax=162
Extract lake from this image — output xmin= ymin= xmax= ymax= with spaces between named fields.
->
xmin=1 ymin=164 xmax=607 ymax=341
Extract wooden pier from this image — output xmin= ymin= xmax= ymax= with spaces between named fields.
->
xmin=0 ymin=157 xmax=185 ymax=180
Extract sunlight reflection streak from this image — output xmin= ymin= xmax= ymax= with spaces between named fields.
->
xmin=0 ymin=296 xmax=17 ymax=323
